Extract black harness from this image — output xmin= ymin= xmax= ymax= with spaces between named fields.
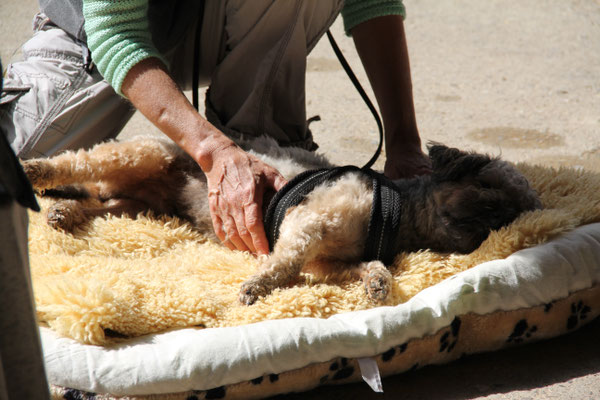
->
xmin=262 ymin=31 xmax=405 ymax=265
xmin=264 ymin=166 xmax=402 ymax=265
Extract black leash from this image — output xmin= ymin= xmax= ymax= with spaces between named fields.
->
xmin=325 ymin=30 xmax=384 ymax=170
xmin=192 ymin=5 xmax=204 ymax=111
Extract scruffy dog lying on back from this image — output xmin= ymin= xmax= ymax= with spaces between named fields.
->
xmin=22 ymin=136 xmax=541 ymax=305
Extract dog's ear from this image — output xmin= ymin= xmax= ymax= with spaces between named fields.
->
xmin=428 ymin=143 xmax=493 ymax=182
xmin=427 ymin=143 xmax=462 ymax=171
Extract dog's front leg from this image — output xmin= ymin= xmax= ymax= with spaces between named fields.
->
xmin=239 ymin=205 xmax=325 ymax=305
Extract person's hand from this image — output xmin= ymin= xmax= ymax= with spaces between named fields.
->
xmin=384 ymin=143 xmax=432 ymax=180
xmin=204 ymin=144 xmax=287 ymax=255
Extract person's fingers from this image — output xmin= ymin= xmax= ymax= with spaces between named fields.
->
xmin=384 ymin=151 xmax=432 ymax=180
xmin=244 ymin=202 xmax=269 ymax=255
xmin=272 ymin=174 xmax=288 ymax=191
xmin=229 ymin=206 xmax=256 ymax=253
xmin=223 ymin=214 xmax=250 ymax=253
xmin=210 ymin=212 xmax=235 ymax=250
xmin=209 ymin=187 xmax=247 ymax=251
xmin=208 ymin=194 xmax=225 ymax=240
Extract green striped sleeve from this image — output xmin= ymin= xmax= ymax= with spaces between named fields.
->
xmin=83 ymin=0 xmax=167 ymax=96
xmin=341 ymin=0 xmax=406 ymax=35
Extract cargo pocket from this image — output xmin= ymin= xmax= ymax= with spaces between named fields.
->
xmin=0 ymin=69 xmax=39 ymax=157
xmin=0 ymin=81 xmax=32 ymax=109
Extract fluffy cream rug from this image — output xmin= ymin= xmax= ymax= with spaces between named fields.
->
xmin=29 ymin=164 xmax=600 ymax=345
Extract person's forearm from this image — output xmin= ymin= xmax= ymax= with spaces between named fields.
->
xmin=121 ymin=58 xmax=234 ymax=172
xmin=351 ymin=14 xmax=420 ymax=151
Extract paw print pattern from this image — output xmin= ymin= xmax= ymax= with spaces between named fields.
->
xmin=319 ymin=357 xmax=355 ymax=384
xmin=187 ymin=386 xmax=226 ymax=400
xmin=63 ymin=389 xmax=96 ymax=400
xmin=567 ymin=301 xmax=591 ymax=330
xmin=248 ymin=373 xmax=279 ymax=387
xmin=506 ymin=319 xmax=537 ymax=344
xmin=439 ymin=317 xmax=461 ymax=353
xmin=381 ymin=342 xmax=408 ymax=362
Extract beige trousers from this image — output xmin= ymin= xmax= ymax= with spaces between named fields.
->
xmin=0 ymin=0 xmax=343 ymax=158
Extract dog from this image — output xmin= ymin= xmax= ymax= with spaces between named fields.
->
xmin=21 ymin=136 xmax=542 ymax=305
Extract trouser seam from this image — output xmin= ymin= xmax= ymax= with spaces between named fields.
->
xmin=13 ymin=104 xmax=42 ymax=123
xmin=22 ymin=50 xmax=83 ymax=65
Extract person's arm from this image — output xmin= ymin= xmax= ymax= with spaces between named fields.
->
xmin=351 ymin=14 xmax=432 ymax=179
xmin=83 ymin=1 xmax=285 ymax=255
xmin=121 ymin=60 xmax=286 ymax=255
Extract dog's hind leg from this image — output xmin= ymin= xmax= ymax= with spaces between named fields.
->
xmin=22 ymin=138 xmax=177 ymax=190
xmin=239 ymin=205 xmax=329 ymax=305
xmin=46 ymin=197 xmax=153 ymax=232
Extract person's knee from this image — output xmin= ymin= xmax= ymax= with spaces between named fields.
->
xmin=1 ymin=25 xmax=130 ymax=158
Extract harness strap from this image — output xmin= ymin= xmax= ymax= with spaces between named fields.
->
xmin=363 ymin=170 xmax=402 ymax=265
xmin=264 ymin=166 xmax=362 ymax=252
xmin=326 ymin=30 xmax=384 ymax=170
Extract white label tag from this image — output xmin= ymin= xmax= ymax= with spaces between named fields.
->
xmin=357 ymin=357 xmax=384 ymax=393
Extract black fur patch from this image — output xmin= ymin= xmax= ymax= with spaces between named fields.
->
xmin=269 ymin=373 xmax=279 ymax=383
xmin=42 ymin=185 xmax=90 ymax=199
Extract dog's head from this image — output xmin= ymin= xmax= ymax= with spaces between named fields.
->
xmin=426 ymin=143 xmax=542 ymax=253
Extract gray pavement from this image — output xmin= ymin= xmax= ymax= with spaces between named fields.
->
xmin=2 ymin=0 xmax=599 ymax=398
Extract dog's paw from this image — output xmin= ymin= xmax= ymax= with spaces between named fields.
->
xmin=46 ymin=200 xmax=87 ymax=232
xmin=22 ymin=159 xmax=55 ymax=189
xmin=362 ymin=267 xmax=392 ymax=303
xmin=239 ymin=277 xmax=270 ymax=306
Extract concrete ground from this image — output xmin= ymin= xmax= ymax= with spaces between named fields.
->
xmin=2 ymin=0 xmax=599 ymax=398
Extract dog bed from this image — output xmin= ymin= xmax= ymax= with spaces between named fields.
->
xmin=30 ymin=163 xmax=600 ymax=399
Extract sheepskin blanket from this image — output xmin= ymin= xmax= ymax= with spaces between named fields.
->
xmin=29 ymin=164 xmax=600 ymax=346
